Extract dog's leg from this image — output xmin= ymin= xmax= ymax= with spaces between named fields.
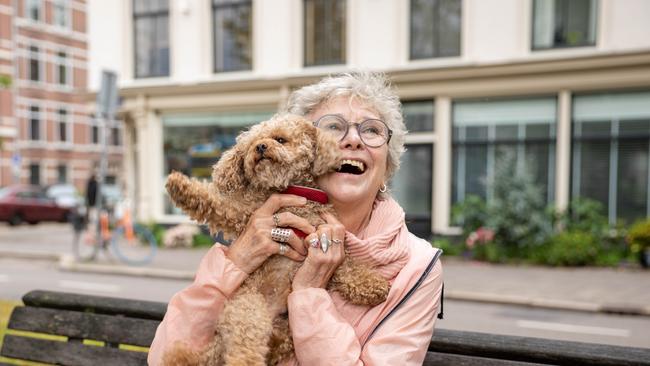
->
xmin=329 ymin=257 xmax=391 ymax=306
xmin=217 ymin=291 xmax=273 ymax=366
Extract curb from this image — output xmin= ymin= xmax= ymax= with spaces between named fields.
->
xmin=0 ymin=249 xmax=60 ymax=262
xmin=57 ymin=254 xmax=195 ymax=280
xmin=445 ymin=290 xmax=650 ymax=317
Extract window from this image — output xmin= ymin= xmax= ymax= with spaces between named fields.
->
xmin=133 ymin=0 xmax=170 ymax=78
xmin=213 ymin=0 xmax=252 ymax=72
xmin=29 ymin=164 xmax=40 ymax=185
xmin=25 ymin=0 xmax=41 ymax=21
xmin=392 ymin=144 xmax=433 ymax=238
xmin=29 ymin=105 xmax=41 ymax=140
xmin=57 ymin=108 xmax=69 ymax=142
xmin=57 ymin=165 xmax=67 ymax=183
xmin=55 ymin=51 xmax=71 ymax=86
xmin=111 ymin=127 xmax=121 ymax=146
xmin=410 ymin=0 xmax=461 ymax=59
xmin=452 ymin=98 xmax=557 ymax=208
xmin=53 ymin=0 xmax=70 ymax=28
xmin=92 ymin=124 xmax=99 ymax=144
xmin=533 ymin=0 xmax=597 ymax=49
xmin=572 ymin=91 xmax=650 ymax=224
xmin=28 ymin=46 xmax=41 ymax=82
xmin=162 ymin=111 xmax=272 ymax=214
xmin=304 ymin=0 xmax=346 ymax=67
xmin=403 ymin=100 xmax=435 ymax=132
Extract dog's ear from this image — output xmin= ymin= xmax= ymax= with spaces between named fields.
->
xmin=212 ymin=142 xmax=247 ymax=194
xmin=311 ymin=127 xmax=341 ymax=176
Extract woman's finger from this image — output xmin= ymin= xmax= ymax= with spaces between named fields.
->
xmin=276 ymin=242 xmax=305 ymax=262
xmin=272 ymin=211 xmax=316 ymax=238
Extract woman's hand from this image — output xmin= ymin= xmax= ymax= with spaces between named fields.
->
xmin=226 ymin=194 xmax=316 ymax=274
xmin=292 ymin=212 xmax=346 ymax=291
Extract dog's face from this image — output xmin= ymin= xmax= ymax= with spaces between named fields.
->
xmin=213 ymin=115 xmax=341 ymax=193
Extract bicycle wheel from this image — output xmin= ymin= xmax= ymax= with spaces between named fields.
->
xmin=72 ymin=216 xmax=99 ymax=262
xmin=110 ymin=223 xmax=158 ymax=266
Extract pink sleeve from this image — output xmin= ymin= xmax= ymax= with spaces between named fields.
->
xmin=147 ymin=244 xmax=248 ymax=365
xmin=287 ymin=261 xmax=443 ymax=366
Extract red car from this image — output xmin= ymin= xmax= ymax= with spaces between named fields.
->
xmin=0 ymin=185 xmax=72 ymax=225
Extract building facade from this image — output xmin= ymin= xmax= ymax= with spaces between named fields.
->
xmin=0 ymin=0 xmax=123 ymax=192
xmin=88 ymin=0 xmax=650 ymax=237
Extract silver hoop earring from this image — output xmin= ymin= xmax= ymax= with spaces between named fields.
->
xmin=379 ymin=183 xmax=387 ymax=193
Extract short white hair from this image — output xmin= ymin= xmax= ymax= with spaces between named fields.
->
xmin=284 ymin=72 xmax=406 ymax=194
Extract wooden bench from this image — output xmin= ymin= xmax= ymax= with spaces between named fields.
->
xmin=1 ymin=290 xmax=649 ymax=365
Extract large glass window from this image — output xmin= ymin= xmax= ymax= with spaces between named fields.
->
xmin=304 ymin=0 xmax=346 ymax=67
xmin=452 ymin=98 xmax=557 ymax=207
xmin=57 ymin=108 xmax=68 ymax=142
xmin=213 ymin=0 xmax=252 ymax=72
xmin=392 ymin=144 xmax=433 ymax=238
xmin=572 ymin=91 xmax=650 ymax=224
xmin=403 ymin=100 xmax=435 ymax=132
xmin=533 ymin=0 xmax=597 ymax=50
xmin=55 ymin=51 xmax=71 ymax=86
xmin=163 ymin=111 xmax=272 ymax=214
xmin=410 ymin=0 xmax=461 ymax=59
xmin=133 ymin=0 xmax=169 ymax=78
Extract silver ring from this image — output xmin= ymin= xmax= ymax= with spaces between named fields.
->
xmin=271 ymin=228 xmax=291 ymax=243
xmin=320 ymin=233 xmax=330 ymax=253
xmin=308 ymin=237 xmax=320 ymax=248
xmin=332 ymin=238 xmax=342 ymax=245
xmin=279 ymin=243 xmax=287 ymax=255
xmin=272 ymin=214 xmax=280 ymax=227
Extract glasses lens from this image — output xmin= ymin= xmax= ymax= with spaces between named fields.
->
xmin=359 ymin=119 xmax=389 ymax=147
xmin=316 ymin=116 xmax=346 ymax=140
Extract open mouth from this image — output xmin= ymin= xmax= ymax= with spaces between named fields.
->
xmin=337 ymin=159 xmax=365 ymax=175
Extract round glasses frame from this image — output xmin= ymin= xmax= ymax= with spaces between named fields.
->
xmin=313 ymin=114 xmax=393 ymax=148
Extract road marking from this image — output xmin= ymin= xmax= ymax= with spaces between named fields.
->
xmin=57 ymin=280 xmax=121 ymax=293
xmin=516 ymin=320 xmax=630 ymax=337
xmin=0 ymin=274 xmax=8 ymax=283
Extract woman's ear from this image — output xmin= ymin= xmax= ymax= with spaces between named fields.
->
xmin=212 ymin=143 xmax=247 ymax=194
xmin=311 ymin=127 xmax=341 ymax=176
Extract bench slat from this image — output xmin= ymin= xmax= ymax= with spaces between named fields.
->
xmin=7 ymin=306 xmax=159 ymax=347
xmin=431 ymin=329 xmax=650 ymax=366
xmin=1 ymin=335 xmax=147 ymax=366
xmin=424 ymin=351 xmax=548 ymax=365
xmin=22 ymin=290 xmax=166 ymax=320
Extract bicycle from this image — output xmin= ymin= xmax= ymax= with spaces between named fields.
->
xmin=72 ymin=198 xmax=157 ymax=266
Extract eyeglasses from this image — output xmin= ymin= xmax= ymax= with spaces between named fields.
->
xmin=314 ymin=114 xmax=393 ymax=148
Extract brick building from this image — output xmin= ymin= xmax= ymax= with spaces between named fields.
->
xmin=0 ymin=0 xmax=123 ymax=192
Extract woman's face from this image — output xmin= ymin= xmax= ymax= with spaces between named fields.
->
xmin=308 ymin=97 xmax=389 ymax=209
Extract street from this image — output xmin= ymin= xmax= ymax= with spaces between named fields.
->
xmin=1 ymin=223 xmax=650 ymax=349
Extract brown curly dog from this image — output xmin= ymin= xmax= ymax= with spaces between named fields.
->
xmin=163 ymin=114 xmax=390 ymax=366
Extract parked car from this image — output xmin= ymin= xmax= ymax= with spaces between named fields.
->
xmin=0 ymin=185 xmax=72 ymax=225
xmin=45 ymin=183 xmax=84 ymax=209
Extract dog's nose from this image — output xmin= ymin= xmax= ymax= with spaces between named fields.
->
xmin=256 ymin=143 xmax=267 ymax=154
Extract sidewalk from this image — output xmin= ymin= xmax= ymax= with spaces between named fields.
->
xmin=1 ymin=223 xmax=649 ymax=316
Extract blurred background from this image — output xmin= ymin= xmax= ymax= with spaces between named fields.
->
xmin=1 ymin=0 xmax=650 ymax=351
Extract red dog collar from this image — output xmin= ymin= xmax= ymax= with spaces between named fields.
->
xmin=280 ymin=185 xmax=329 ymax=239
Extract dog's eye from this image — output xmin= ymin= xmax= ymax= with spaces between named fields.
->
xmin=274 ymin=137 xmax=287 ymax=144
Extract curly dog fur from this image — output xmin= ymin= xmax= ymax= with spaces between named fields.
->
xmin=163 ymin=115 xmax=391 ymax=366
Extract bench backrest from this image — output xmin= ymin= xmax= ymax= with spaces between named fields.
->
xmin=2 ymin=290 xmax=649 ymax=366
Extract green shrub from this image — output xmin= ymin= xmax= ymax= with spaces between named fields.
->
xmin=451 ymin=195 xmax=487 ymax=236
xmin=538 ymin=230 xmax=599 ymax=266
xmin=627 ymin=219 xmax=650 ymax=255
xmin=193 ymin=233 xmax=215 ymax=248
xmin=432 ymin=238 xmax=464 ymax=256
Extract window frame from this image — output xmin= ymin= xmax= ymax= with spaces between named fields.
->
xmin=27 ymin=45 xmax=44 ymax=83
xmin=28 ymin=104 xmax=42 ymax=141
xmin=53 ymin=0 xmax=71 ymax=29
xmin=55 ymin=50 xmax=73 ymax=88
xmin=132 ymin=0 xmax=170 ymax=78
xmin=531 ymin=0 xmax=598 ymax=51
xmin=409 ymin=0 xmax=462 ymax=60
xmin=303 ymin=0 xmax=347 ymax=67
xmin=212 ymin=0 xmax=253 ymax=73
xmin=56 ymin=107 xmax=71 ymax=144
xmin=25 ymin=0 xmax=42 ymax=22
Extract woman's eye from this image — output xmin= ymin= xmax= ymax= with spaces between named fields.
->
xmin=274 ymin=137 xmax=286 ymax=144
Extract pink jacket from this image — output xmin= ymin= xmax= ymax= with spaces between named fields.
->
xmin=148 ymin=236 xmax=443 ymax=365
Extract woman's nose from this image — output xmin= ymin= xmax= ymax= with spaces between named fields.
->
xmin=341 ymin=125 xmax=363 ymax=149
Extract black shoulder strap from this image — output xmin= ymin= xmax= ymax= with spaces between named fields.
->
xmin=364 ymin=248 xmax=443 ymax=344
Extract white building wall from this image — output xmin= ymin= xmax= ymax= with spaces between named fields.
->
xmin=601 ymin=0 xmax=650 ymax=51
xmin=87 ymin=0 xmax=125 ymax=90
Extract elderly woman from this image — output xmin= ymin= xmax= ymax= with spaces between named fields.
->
xmin=148 ymin=72 xmax=443 ymax=365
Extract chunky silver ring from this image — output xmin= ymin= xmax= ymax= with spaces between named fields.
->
xmin=308 ymin=237 xmax=320 ymax=248
xmin=279 ymin=243 xmax=288 ymax=255
xmin=320 ymin=233 xmax=330 ymax=253
xmin=332 ymin=238 xmax=342 ymax=245
xmin=271 ymin=228 xmax=291 ymax=243
xmin=272 ymin=214 xmax=280 ymax=227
